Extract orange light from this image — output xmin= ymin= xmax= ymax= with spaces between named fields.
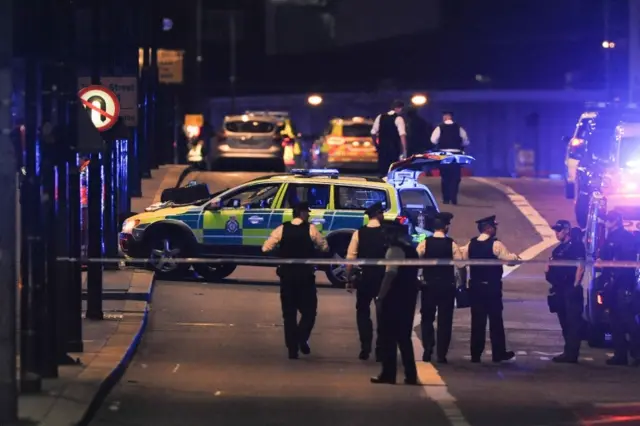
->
xmin=570 ymin=137 xmax=584 ymax=147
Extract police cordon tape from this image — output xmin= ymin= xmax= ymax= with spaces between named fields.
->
xmin=55 ymin=256 xmax=640 ymax=268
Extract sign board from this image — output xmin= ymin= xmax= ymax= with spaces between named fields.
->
xmin=78 ymin=85 xmax=120 ymax=132
xmin=78 ymin=77 xmax=137 ymax=126
xmin=138 ymin=48 xmax=184 ymax=84
xmin=184 ymin=114 xmax=204 ymax=127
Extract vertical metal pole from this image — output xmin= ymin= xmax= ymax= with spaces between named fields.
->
xmin=86 ymin=0 xmax=103 ymax=320
xmin=173 ymin=93 xmax=179 ymax=164
xmin=229 ymin=10 xmax=237 ymax=113
xmin=604 ymin=0 xmax=611 ymax=99
xmin=21 ymin=55 xmax=43 ymax=394
xmin=63 ymin=0 xmax=83 ymax=352
xmin=139 ymin=0 xmax=151 ymax=179
xmin=149 ymin=2 xmax=159 ymax=170
xmin=0 ymin=0 xmax=18 ymax=420
xmin=194 ymin=0 xmax=203 ymax=113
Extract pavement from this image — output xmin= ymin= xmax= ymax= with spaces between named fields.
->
xmin=85 ymin=171 xmax=640 ymax=426
xmin=17 ymin=165 xmax=186 ymax=426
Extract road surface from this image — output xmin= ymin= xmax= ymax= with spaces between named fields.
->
xmin=91 ymin=173 xmax=640 ymax=426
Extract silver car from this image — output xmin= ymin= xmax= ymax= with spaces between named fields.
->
xmin=210 ymin=112 xmax=287 ymax=171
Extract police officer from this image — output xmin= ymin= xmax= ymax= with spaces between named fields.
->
xmin=545 ymin=219 xmax=585 ymax=363
xmin=600 ymin=211 xmax=640 ymax=366
xmin=371 ymin=100 xmax=407 ymax=177
xmin=430 ymin=112 xmax=470 ymax=205
xmin=345 ymin=202 xmax=386 ymax=361
xmin=371 ymin=221 xmax=419 ymax=385
xmin=176 ymin=139 xmax=206 ymax=187
xmin=462 ymin=215 xmax=520 ymax=363
xmin=417 ymin=212 xmax=464 ymax=363
xmin=262 ymin=201 xmax=330 ymax=359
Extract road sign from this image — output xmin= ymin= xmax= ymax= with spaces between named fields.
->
xmin=78 ymin=85 xmax=120 ymax=132
xmin=138 ymin=48 xmax=184 ymax=84
xmin=78 ymin=77 xmax=137 ymax=126
xmin=184 ymin=114 xmax=204 ymax=127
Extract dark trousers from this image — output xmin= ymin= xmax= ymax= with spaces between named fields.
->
xmin=377 ymin=155 xmax=395 ymax=178
xmin=439 ymin=163 xmax=462 ymax=203
xmin=610 ymin=289 xmax=640 ymax=361
xmin=280 ymin=275 xmax=318 ymax=354
xmin=176 ymin=161 xmax=205 ymax=188
xmin=378 ymin=293 xmax=418 ymax=380
xmin=420 ymin=283 xmax=455 ymax=358
xmin=555 ymin=286 xmax=583 ymax=359
xmin=356 ymin=285 xmax=381 ymax=354
xmin=470 ymin=281 xmax=507 ymax=359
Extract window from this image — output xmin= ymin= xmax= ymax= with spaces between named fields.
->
xmin=342 ymin=123 xmax=372 ymax=138
xmin=335 ymin=186 xmax=388 ymax=210
xmin=223 ymin=184 xmax=281 ymax=209
xmin=399 ymin=189 xmax=435 ymax=212
xmin=225 ymin=120 xmax=275 ymax=133
xmin=282 ymin=184 xmax=331 ymax=209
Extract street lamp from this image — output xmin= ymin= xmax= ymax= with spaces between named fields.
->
xmin=602 ymin=40 xmax=616 ymax=49
xmin=307 ymin=94 xmax=323 ymax=106
xmin=411 ymin=94 xmax=427 ymax=106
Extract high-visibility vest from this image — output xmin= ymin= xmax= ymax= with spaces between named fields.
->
xmin=187 ymin=144 xmax=203 ymax=162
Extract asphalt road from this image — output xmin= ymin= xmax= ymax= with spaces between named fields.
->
xmin=91 ymin=173 xmax=640 ymax=426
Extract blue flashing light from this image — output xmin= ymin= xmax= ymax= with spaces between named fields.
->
xmin=290 ymin=168 xmax=339 ymax=176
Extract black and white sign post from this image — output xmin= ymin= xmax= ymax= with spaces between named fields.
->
xmin=79 ymin=85 xmax=121 ymax=321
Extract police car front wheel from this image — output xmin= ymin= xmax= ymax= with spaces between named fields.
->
xmin=147 ymin=235 xmax=190 ymax=276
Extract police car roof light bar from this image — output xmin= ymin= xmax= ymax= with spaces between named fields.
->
xmin=290 ymin=168 xmax=340 ymax=177
xmin=245 ymin=110 xmax=290 ymax=118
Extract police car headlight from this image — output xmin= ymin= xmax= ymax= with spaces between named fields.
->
xmin=122 ymin=219 xmax=140 ymax=234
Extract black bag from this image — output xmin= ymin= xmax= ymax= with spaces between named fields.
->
xmin=455 ymin=285 xmax=470 ymax=309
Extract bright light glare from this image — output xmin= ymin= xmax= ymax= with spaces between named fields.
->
xmin=626 ymin=160 xmax=640 ymax=168
xmin=623 ymin=182 xmax=638 ymax=191
xmin=411 ymin=94 xmax=427 ymax=106
xmin=602 ymin=40 xmax=616 ymax=48
xmin=307 ymin=94 xmax=323 ymax=106
xmin=241 ymin=114 xmax=249 ymax=122
xmin=185 ymin=125 xmax=200 ymax=138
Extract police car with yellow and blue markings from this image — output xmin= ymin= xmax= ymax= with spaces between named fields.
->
xmin=119 ymin=153 xmax=474 ymax=287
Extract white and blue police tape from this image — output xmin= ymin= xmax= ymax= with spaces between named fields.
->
xmin=56 ymin=256 xmax=640 ymax=268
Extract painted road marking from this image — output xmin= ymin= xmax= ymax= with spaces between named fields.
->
xmin=172 ymin=363 xmax=180 ymax=373
xmin=472 ymin=178 xmax=558 ymax=278
xmin=411 ymin=318 xmax=471 ymax=426
xmin=176 ymin=322 xmax=233 ymax=327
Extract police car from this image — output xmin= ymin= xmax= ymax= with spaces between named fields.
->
xmin=119 ymin=153 xmax=474 ymax=287
xmin=312 ymin=117 xmax=377 ymax=170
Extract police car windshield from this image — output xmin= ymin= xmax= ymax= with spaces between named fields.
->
xmin=342 ymin=124 xmax=372 ymax=137
xmin=619 ymin=136 xmax=640 ymax=167
xmin=225 ymin=121 xmax=275 ymax=133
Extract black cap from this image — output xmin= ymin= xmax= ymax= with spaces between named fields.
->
xmin=365 ymin=201 xmax=385 ymax=218
xmin=391 ymin=100 xmax=405 ymax=109
xmin=476 ymin=215 xmax=498 ymax=227
xmin=293 ymin=201 xmax=311 ymax=216
xmin=605 ymin=210 xmax=623 ymax=223
xmin=435 ymin=212 xmax=454 ymax=225
xmin=551 ymin=219 xmax=571 ymax=232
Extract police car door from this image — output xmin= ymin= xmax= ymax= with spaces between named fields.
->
xmin=387 ymin=153 xmax=474 ymax=241
xmin=271 ymin=182 xmax=333 ymax=234
xmin=202 ymin=183 xmax=283 ymax=256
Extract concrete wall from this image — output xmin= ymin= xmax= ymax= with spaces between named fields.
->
xmin=208 ymin=90 xmax=608 ymax=176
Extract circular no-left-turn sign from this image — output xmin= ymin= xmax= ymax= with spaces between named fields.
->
xmin=78 ymin=85 xmax=120 ymax=132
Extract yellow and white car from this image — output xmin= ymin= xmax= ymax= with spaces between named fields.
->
xmin=312 ymin=117 xmax=377 ymax=170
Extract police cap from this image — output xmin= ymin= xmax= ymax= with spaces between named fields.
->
xmin=605 ymin=210 xmax=623 ymax=223
xmin=365 ymin=201 xmax=385 ymax=218
xmin=293 ymin=201 xmax=311 ymax=216
xmin=476 ymin=215 xmax=498 ymax=228
xmin=551 ymin=219 xmax=571 ymax=232
xmin=391 ymin=99 xmax=405 ymax=109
